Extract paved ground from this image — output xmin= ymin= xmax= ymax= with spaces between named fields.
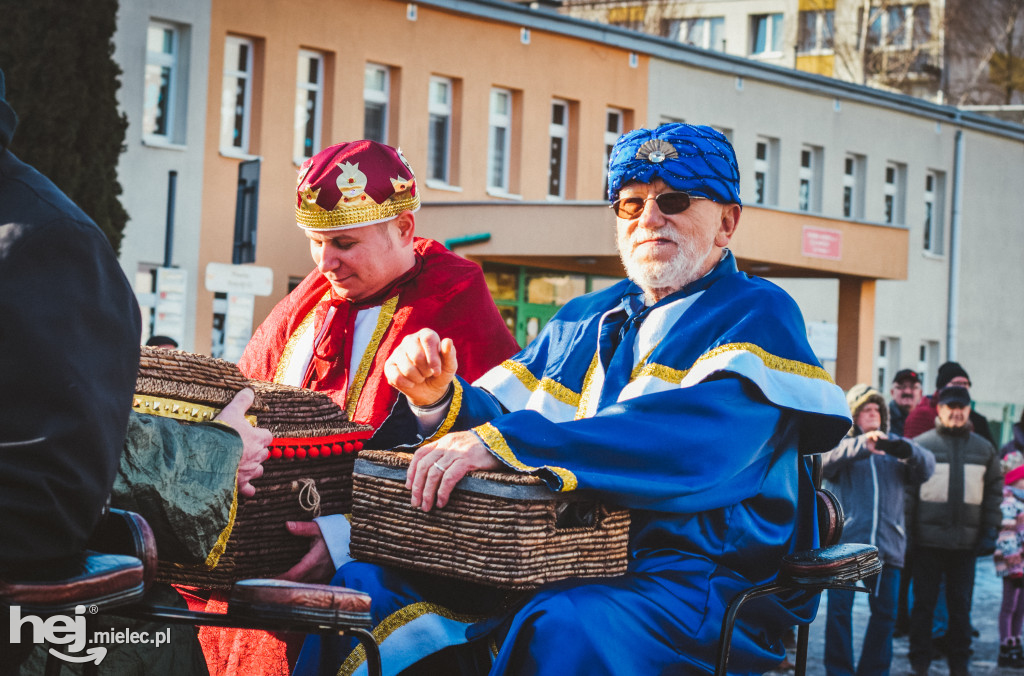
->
xmin=768 ymin=557 xmax=1013 ymax=676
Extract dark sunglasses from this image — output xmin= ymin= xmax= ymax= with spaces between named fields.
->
xmin=609 ymin=192 xmax=703 ymax=219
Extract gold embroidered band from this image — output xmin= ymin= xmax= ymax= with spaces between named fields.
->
xmin=131 ymin=394 xmax=257 ymax=426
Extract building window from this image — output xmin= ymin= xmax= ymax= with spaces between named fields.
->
xmin=923 ymin=170 xmax=946 ymax=254
xmin=912 ymin=5 xmax=931 ymax=47
xmin=143 ymin=21 xmax=180 ymax=142
xmin=364 ymin=63 xmax=389 ymax=144
xmin=750 ymin=13 xmax=784 ymax=56
xmin=753 ymin=136 xmax=779 ymax=206
xmin=797 ymin=10 xmax=834 ymax=53
xmin=843 ymin=153 xmax=866 ymax=219
xmin=293 ymin=50 xmax=324 ymax=164
xmin=859 ymin=5 xmax=928 ymax=50
xmin=918 ymin=340 xmax=939 ymax=390
xmin=887 ymin=6 xmax=908 ymax=47
xmin=877 ymin=336 xmax=901 ymax=391
xmin=220 ymin=36 xmax=254 ymax=154
xmin=427 ymin=76 xmax=453 ymax=184
xmin=483 ymin=263 xmax=617 ymax=346
xmin=798 ymin=145 xmax=823 ymax=213
xmin=488 ymin=88 xmax=512 ymax=193
xmin=548 ymin=99 xmax=569 ymax=199
xmin=884 ymin=161 xmax=906 ymax=225
xmin=665 ymin=17 xmax=726 ymax=52
xmin=603 ymin=108 xmax=625 ymax=197
xmin=232 ymin=159 xmax=260 ymax=264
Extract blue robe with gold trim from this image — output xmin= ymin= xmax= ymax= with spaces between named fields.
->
xmin=294 ymin=251 xmax=852 ymax=676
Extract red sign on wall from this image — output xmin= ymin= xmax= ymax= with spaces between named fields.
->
xmin=801 ymin=226 xmax=842 ymax=260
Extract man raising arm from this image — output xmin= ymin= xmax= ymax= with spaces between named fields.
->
xmin=295 ymin=123 xmax=853 ymax=676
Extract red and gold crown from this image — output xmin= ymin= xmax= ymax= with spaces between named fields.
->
xmin=295 ymin=140 xmax=420 ymax=231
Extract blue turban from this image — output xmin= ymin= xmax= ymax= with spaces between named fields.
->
xmin=606 ymin=123 xmax=741 ymax=206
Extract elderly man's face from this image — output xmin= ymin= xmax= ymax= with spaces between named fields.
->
xmin=306 ymin=215 xmax=412 ymax=301
xmin=614 ymin=179 xmax=738 ymax=303
xmin=890 ymin=379 xmax=922 ymax=410
xmin=855 ymin=402 xmax=883 ymax=433
xmin=937 ymin=402 xmax=970 ymax=429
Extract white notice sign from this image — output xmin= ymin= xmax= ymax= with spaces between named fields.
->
xmin=222 ymin=293 xmax=256 ymax=363
xmin=205 ymin=262 xmax=274 ymax=297
xmin=153 ymin=267 xmax=187 ymax=342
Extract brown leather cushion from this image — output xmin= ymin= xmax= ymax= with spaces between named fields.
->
xmin=780 ymin=543 xmax=881 ymax=586
xmin=229 ymin=579 xmax=371 ymax=614
xmin=0 ymin=552 xmax=144 ymax=612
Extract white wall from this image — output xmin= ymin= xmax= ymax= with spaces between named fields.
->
xmin=113 ymin=0 xmax=212 ymax=351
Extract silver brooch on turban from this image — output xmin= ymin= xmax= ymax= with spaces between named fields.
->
xmin=635 ymin=139 xmax=678 ymax=164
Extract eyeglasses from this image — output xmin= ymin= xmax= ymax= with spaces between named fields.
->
xmin=609 ymin=192 xmax=703 ymax=219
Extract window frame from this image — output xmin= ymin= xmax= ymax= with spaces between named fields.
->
xmin=796 ymin=10 xmax=835 ymax=54
xmin=548 ymin=99 xmax=570 ymax=200
xmin=750 ymin=13 xmax=784 ymax=57
xmin=798 ymin=144 xmax=823 ymax=213
xmin=670 ymin=16 xmax=726 ymax=52
xmin=427 ymin=76 xmax=453 ymax=185
xmin=843 ymin=153 xmax=866 ymax=219
xmin=143 ymin=21 xmax=180 ymax=143
xmin=883 ymin=161 xmax=907 ymax=225
xmin=364 ymin=63 xmax=390 ymax=144
xmin=603 ymin=107 xmax=625 ymax=198
xmin=487 ymin=87 xmax=513 ymax=193
xmin=753 ymin=136 xmax=779 ymax=206
xmin=220 ymin=35 xmax=255 ymax=156
xmin=293 ymin=49 xmax=324 ymax=165
xmin=923 ymin=169 xmax=946 ymax=255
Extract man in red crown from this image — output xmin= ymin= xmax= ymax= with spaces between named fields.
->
xmin=240 ymin=140 xmax=517 ymax=432
xmin=198 ymin=140 xmax=517 ymax=675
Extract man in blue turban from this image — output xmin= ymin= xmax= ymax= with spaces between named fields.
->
xmin=294 ymin=123 xmax=852 ymax=675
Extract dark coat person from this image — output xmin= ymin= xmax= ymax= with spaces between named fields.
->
xmin=0 ymin=69 xmax=141 ymax=670
xmin=906 ymin=385 xmax=1002 ymax=676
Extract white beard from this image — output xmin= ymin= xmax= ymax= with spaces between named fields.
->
xmin=617 ymin=226 xmax=715 ymax=300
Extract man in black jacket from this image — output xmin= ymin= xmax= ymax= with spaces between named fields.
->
xmin=907 ymin=385 xmax=1002 ymax=676
xmin=0 ymin=69 xmax=142 ymax=671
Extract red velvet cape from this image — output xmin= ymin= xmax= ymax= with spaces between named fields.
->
xmin=239 ymin=238 xmax=518 ymax=429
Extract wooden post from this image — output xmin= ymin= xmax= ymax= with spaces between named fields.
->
xmin=835 ymin=277 xmax=876 ymax=390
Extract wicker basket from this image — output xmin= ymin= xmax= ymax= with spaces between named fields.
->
xmin=132 ymin=349 xmax=373 ymax=588
xmin=349 ymin=450 xmax=631 ymax=590
xmin=133 ymin=346 xmax=268 ymax=419
xmin=157 ymin=423 xmax=372 ymax=588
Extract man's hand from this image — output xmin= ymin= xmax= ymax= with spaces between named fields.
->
xmin=406 ymin=431 xmax=502 ymax=512
xmin=214 ymin=387 xmax=273 ymax=498
xmin=384 ymin=329 xmax=458 ymax=407
xmin=863 ymin=429 xmax=886 ymax=454
xmin=278 ymin=521 xmax=334 ymax=583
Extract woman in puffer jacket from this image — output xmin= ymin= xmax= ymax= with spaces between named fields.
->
xmin=821 ymin=384 xmax=936 ymax=676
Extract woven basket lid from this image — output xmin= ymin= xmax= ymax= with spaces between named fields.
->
xmin=134 ymin=347 xmax=269 ymax=420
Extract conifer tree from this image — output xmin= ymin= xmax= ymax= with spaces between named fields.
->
xmin=0 ymin=0 xmax=129 ymax=253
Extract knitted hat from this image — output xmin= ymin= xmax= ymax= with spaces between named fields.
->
xmin=1003 ymin=450 xmax=1024 ymax=478
xmin=936 ymin=361 xmax=970 ymax=390
xmin=1006 ymin=464 xmax=1024 ymax=486
xmin=846 ymin=383 xmax=888 ymax=433
xmin=606 ymin=123 xmax=741 ymax=205
xmin=295 ymin=140 xmax=419 ymax=231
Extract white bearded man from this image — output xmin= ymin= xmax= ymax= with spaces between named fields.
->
xmin=293 ymin=123 xmax=853 ymax=676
